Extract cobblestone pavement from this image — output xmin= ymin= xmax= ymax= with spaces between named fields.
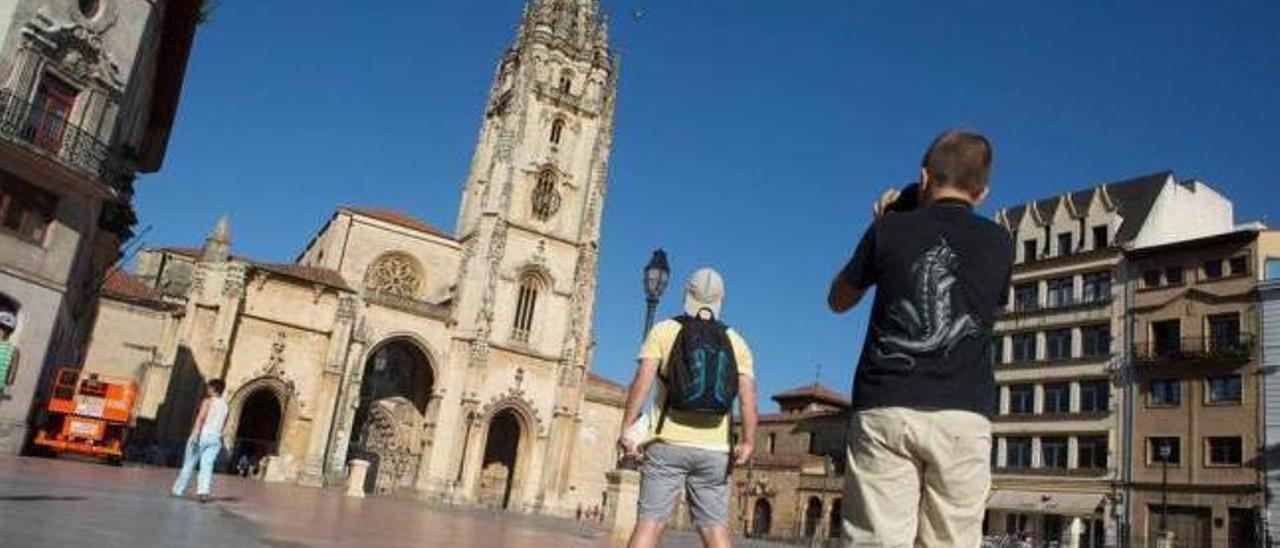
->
xmin=0 ymin=456 xmax=791 ymax=548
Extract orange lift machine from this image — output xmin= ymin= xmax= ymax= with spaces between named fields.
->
xmin=34 ymin=368 xmax=137 ymax=462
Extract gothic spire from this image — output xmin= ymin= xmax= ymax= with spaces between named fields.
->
xmin=517 ymin=0 xmax=610 ymax=52
xmin=201 ymin=214 xmax=231 ymax=262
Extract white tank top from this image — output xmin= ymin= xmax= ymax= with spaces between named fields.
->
xmin=200 ymin=397 xmax=229 ymax=439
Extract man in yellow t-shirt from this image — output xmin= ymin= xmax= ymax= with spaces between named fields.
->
xmin=618 ymin=268 xmax=758 ymax=548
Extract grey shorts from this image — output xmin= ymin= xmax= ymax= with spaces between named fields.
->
xmin=637 ymin=443 xmax=730 ymax=528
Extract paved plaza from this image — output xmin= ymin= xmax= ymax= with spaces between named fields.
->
xmin=0 ymin=456 xmax=607 ymax=547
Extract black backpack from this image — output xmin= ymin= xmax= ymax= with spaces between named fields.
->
xmin=656 ymin=314 xmax=740 ymax=434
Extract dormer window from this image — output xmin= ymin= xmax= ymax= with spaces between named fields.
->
xmin=1022 ymin=240 xmax=1038 ymax=263
xmin=1092 ymin=225 xmax=1109 ymax=250
xmin=1057 ymin=233 xmax=1074 ymax=257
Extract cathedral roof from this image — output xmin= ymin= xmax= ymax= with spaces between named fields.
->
xmin=587 ymin=371 xmax=625 ymax=391
xmin=341 ymin=206 xmax=454 ymax=241
xmin=101 ymin=270 xmax=174 ymax=310
xmin=147 ymin=247 xmax=352 ymax=292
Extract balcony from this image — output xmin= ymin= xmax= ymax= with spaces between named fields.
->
xmin=0 ymin=89 xmax=124 ymax=195
xmin=1132 ymin=334 xmax=1255 ymax=364
xmin=1003 ymin=295 xmax=1112 ymax=320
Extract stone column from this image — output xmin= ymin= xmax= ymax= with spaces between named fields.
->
xmin=299 ymin=296 xmax=356 ymax=486
xmin=413 ymin=391 xmax=445 ymax=495
xmin=346 ymin=459 xmax=369 ymax=498
xmin=458 ymin=412 xmax=487 ymax=503
xmin=1067 ymin=517 xmax=1084 ymax=548
xmin=605 ymin=469 xmax=640 ymax=545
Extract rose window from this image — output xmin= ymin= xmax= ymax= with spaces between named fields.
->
xmin=367 ymin=254 xmax=422 ymax=297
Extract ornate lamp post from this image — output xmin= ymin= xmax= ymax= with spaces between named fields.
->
xmin=642 ymin=249 xmax=670 ymax=338
xmin=1159 ymin=441 xmax=1172 ymax=534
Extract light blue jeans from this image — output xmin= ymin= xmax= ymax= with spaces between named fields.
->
xmin=171 ymin=434 xmax=221 ymax=497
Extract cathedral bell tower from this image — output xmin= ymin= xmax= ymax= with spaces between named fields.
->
xmin=448 ymin=0 xmax=616 ymax=508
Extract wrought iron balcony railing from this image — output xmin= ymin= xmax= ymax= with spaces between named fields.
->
xmin=1132 ymin=334 xmax=1256 ymax=363
xmin=0 ymin=89 xmax=123 ymax=194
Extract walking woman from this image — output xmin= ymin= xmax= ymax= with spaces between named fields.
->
xmin=171 ymin=379 xmax=228 ymax=503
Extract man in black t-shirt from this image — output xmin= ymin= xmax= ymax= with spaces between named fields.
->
xmin=828 ymin=130 xmax=1013 ymax=547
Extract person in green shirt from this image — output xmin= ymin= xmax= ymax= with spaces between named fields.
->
xmin=0 ymin=311 xmax=17 ymax=395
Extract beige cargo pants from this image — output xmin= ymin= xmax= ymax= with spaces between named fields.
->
xmin=842 ymin=407 xmax=992 ymax=547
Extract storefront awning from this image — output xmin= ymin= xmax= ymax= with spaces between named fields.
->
xmin=987 ymin=490 xmax=1104 ymax=516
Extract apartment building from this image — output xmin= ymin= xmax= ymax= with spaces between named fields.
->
xmin=986 ymin=172 xmax=1234 ymax=547
xmin=1126 ymin=229 xmax=1280 ymax=547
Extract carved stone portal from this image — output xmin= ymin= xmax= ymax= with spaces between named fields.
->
xmin=356 ymin=397 xmax=423 ymax=495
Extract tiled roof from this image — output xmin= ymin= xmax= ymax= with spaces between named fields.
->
xmin=772 ymin=382 xmax=852 ymax=408
xmin=154 ymin=246 xmax=202 ymax=258
xmin=343 ymin=206 xmax=453 ymax=240
xmin=253 ymin=262 xmax=352 ymax=292
xmin=101 ymin=270 xmax=171 ymax=309
xmin=587 ymin=371 xmax=626 ymax=391
xmin=1000 ymin=171 xmax=1171 ymax=244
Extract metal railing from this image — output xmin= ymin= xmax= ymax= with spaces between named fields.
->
xmin=0 ymin=88 xmax=123 ymax=194
xmin=1132 ymin=334 xmax=1256 ymax=362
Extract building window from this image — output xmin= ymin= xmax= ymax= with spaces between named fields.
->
xmin=1057 ymin=233 xmax=1074 ymax=257
xmin=29 ymin=76 xmax=77 ymax=153
xmin=1043 ymin=383 xmax=1070 ymax=414
xmin=1041 ymin=437 xmax=1068 ymax=469
xmin=1046 ymin=329 xmax=1072 ymax=360
xmin=558 ymin=70 xmax=573 ymax=94
xmin=1092 ymin=225 xmax=1109 ymax=250
xmin=1083 ymin=271 xmax=1111 ymax=303
xmin=1022 ymin=240 xmax=1038 ymax=263
xmin=1165 ymin=266 xmax=1185 ymax=286
xmin=1147 ymin=437 xmax=1180 ymax=466
xmin=512 ymin=273 xmax=542 ymax=343
xmin=1149 ymin=379 xmax=1181 ymax=407
xmin=1208 ymin=313 xmax=1242 ymax=354
xmin=1267 ymin=258 xmax=1280 ymax=280
xmin=1229 ymin=256 xmax=1249 ymax=277
xmin=1012 ymin=333 xmax=1037 ymax=363
xmin=1206 ymin=437 xmax=1243 ymax=466
xmin=550 ymin=118 xmax=566 ymax=145
xmin=1047 ymin=277 xmax=1074 ymax=308
xmin=1077 ymin=435 xmax=1108 ymax=470
xmin=1082 ymin=324 xmax=1111 ymax=358
xmin=767 ymin=433 xmax=776 ymax=454
xmin=1006 ymin=437 xmax=1032 ymax=468
xmin=1204 ymin=259 xmax=1224 ymax=280
xmin=1206 ymin=375 xmax=1242 ymax=404
xmin=1013 ymin=283 xmax=1039 ymax=312
xmin=1142 ymin=269 xmax=1163 ymax=288
xmin=0 ymin=174 xmax=57 ymax=244
xmin=1152 ymin=320 xmax=1182 ymax=358
xmin=531 ymin=170 xmax=561 ymax=221
xmin=1009 ymin=384 xmax=1034 ymax=414
xmin=1080 ymin=380 xmax=1110 ymax=412
xmin=992 ymin=335 xmax=1005 ymax=365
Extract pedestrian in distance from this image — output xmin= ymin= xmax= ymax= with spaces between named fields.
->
xmin=828 ymin=129 xmax=1013 ymax=546
xmin=618 ymin=267 xmax=759 ymax=548
xmin=171 ymin=378 xmax=229 ymax=503
xmin=0 ymin=311 xmax=20 ymax=395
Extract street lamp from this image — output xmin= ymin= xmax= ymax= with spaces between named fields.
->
xmin=1159 ymin=441 xmax=1172 ymax=534
xmin=642 ymin=249 xmax=670 ymax=338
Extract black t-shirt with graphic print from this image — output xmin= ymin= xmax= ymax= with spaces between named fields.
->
xmin=841 ymin=198 xmax=1014 ymax=416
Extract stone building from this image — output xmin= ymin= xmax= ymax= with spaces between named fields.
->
xmin=987 ymin=172 xmax=1236 ymax=546
xmin=79 ymin=0 xmax=625 ymax=516
xmin=730 ymin=382 xmax=849 ymax=544
xmin=1260 ymin=251 xmax=1280 ymax=544
xmin=0 ymin=0 xmax=202 ymax=454
xmin=1124 ymin=229 xmax=1279 ymax=547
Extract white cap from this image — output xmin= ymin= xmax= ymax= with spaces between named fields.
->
xmin=683 ymin=267 xmax=724 ymax=320
xmin=0 ymin=311 xmax=14 ymax=331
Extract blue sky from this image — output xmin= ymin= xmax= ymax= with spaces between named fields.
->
xmin=135 ymin=1 xmax=1279 ymax=411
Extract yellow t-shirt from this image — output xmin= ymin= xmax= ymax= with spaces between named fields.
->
xmin=639 ymin=318 xmax=754 ymax=452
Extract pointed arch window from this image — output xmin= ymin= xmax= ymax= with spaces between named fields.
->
xmin=531 ymin=169 xmax=561 ymax=221
xmin=550 ymin=118 xmax=566 ymax=145
xmin=512 ymin=273 xmax=544 ymax=343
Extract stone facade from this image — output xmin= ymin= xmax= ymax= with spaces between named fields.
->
xmin=0 ymin=0 xmax=200 ymax=454
xmin=1124 ymin=230 xmax=1278 ymax=547
xmin=77 ymin=0 xmax=623 ymax=517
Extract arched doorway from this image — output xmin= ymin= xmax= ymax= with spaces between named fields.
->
xmin=803 ymin=496 xmax=823 ymax=538
xmin=752 ymin=498 xmax=772 ymax=538
xmin=349 ymin=339 xmax=434 ymax=494
xmin=478 ymin=409 xmax=522 ymax=509
xmin=828 ymin=498 xmax=842 ymax=539
xmin=232 ymin=388 xmax=283 ymax=473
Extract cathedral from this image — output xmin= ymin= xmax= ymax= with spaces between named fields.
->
xmin=81 ymin=0 xmax=627 ymax=515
